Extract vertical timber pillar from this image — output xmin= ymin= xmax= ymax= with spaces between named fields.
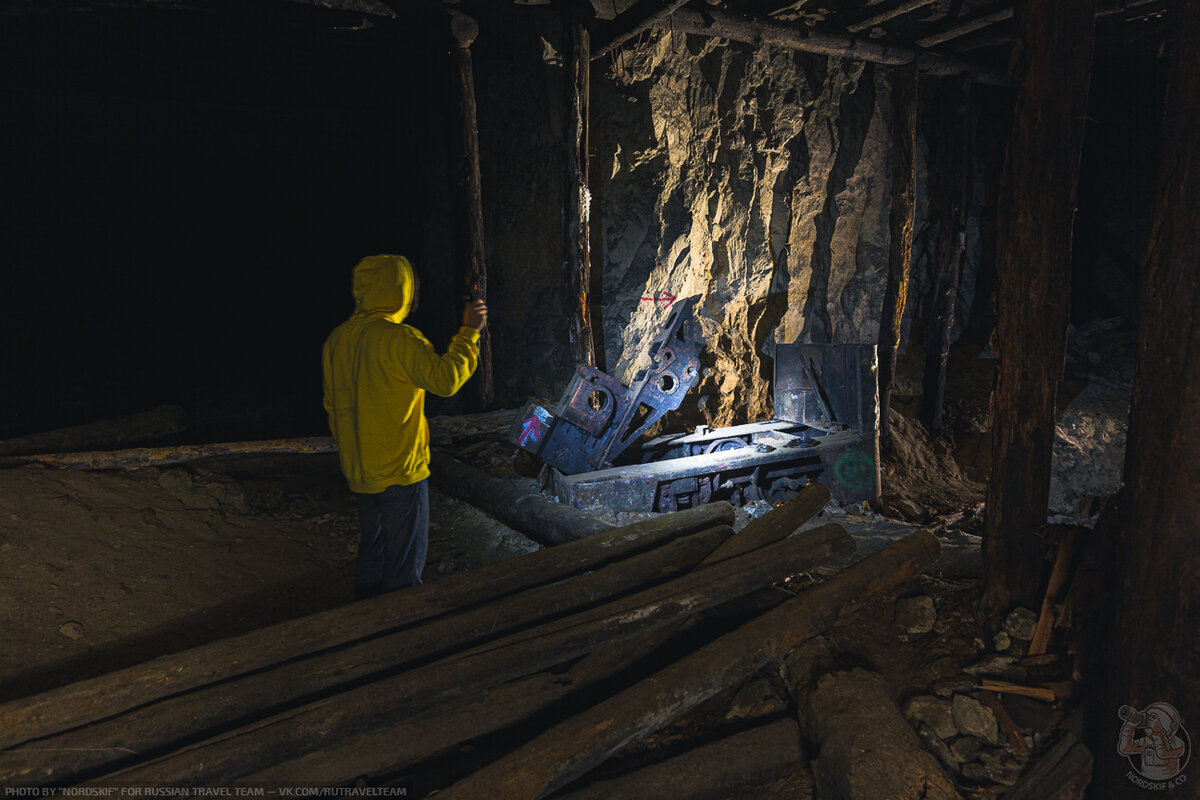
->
xmin=921 ymin=76 xmax=972 ymax=435
xmin=877 ymin=62 xmax=917 ymax=451
xmin=564 ymin=0 xmax=596 ymax=368
xmin=982 ymin=0 xmax=1096 ymax=618
xmin=452 ymin=12 xmax=495 ymax=407
xmin=1092 ymin=0 xmax=1200 ymax=793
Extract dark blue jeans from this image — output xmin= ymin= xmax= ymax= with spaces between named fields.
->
xmin=353 ymin=479 xmax=429 ymax=598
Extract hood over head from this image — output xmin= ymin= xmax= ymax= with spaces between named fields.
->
xmin=351 ymin=254 xmax=415 ymax=323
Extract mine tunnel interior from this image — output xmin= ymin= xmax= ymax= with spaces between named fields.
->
xmin=0 ymin=0 xmax=1193 ymax=797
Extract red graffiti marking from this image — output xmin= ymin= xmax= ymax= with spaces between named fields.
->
xmin=640 ymin=291 xmax=677 ymax=309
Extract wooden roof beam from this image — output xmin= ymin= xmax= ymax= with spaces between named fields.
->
xmin=592 ymin=0 xmax=694 ymax=60
xmin=614 ymin=5 xmax=1011 ymax=86
xmin=846 ymin=0 xmax=940 ymax=34
xmin=916 ymin=7 xmax=1014 ymax=48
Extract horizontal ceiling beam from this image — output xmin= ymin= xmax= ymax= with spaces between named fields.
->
xmin=916 ymin=7 xmax=1013 ymax=48
xmin=593 ymin=0 xmax=693 ymax=59
xmin=622 ymin=6 xmax=1011 ymax=86
xmin=846 ymin=0 xmax=940 ymax=34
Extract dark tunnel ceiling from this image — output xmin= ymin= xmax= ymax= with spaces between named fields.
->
xmin=0 ymin=0 xmax=1171 ymax=63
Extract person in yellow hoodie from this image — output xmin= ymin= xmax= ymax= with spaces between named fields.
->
xmin=323 ymin=254 xmax=487 ymax=599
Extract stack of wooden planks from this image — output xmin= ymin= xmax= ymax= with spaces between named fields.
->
xmin=0 ymin=483 xmax=940 ymax=797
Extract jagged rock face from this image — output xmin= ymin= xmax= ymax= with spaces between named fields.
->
xmin=592 ymin=32 xmax=893 ymax=429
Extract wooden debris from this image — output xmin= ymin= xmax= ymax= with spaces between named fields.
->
xmin=555 ymin=717 xmax=807 ymax=800
xmin=788 ymin=665 xmax=959 ymax=800
xmin=2 ymin=527 xmax=733 ymax=785
xmin=0 ymin=502 xmax=731 ymax=750
xmin=973 ymin=691 xmax=1029 ymax=756
xmin=436 ymin=530 xmax=940 ymax=800
xmin=1003 ymin=732 xmax=1093 ymax=800
xmin=93 ymin=525 xmax=855 ymax=784
xmin=977 ymin=679 xmax=1059 ymax=703
xmin=429 ymin=450 xmax=615 ymax=544
xmin=0 ymin=435 xmax=337 ymax=471
xmin=1029 ymin=529 xmax=1078 ymax=656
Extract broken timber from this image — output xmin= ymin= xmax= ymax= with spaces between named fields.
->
xmin=439 ymin=530 xmax=940 ymax=800
xmin=0 ymin=502 xmax=732 ymax=751
xmin=429 ymin=450 xmax=613 ymax=544
xmin=1 ymin=527 xmax=734 ymax=785
xmin=563 ymin=0 xmax=596 ymax=368
xmin=90 ymin=525 xmax=855 ymax=784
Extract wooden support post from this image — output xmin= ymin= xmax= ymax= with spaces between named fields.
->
xmin=920 ymin=75 xmax=972 ymax=434
xmin=982 ymin=0 xmax=1096 ymax=619
xmin=1092 ymin=1 xmax=1200 ymax=794
xmin=877 ymin=63 xmax=917 ymax=451
xmin=564 ymin=0 xmax=595 ymax=368
xmin=451 ymin=12 xmax=494 ymax=407
xmin=438 ymin=530 xmax=939 ymax=800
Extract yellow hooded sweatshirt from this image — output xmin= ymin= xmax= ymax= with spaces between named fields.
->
xmin=322 ymin=255 xmax=480 ymax=493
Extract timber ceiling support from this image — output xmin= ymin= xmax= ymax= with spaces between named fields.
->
xmin=846 ymin=0 xmax=940 ymax=34
xmin=592 ymin=0 xmax=694 ymax=60
xmin=609 ymin=5 xmax=1011 ymax=86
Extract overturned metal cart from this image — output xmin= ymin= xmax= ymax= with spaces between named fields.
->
xmin=512 ymin=297 xmax=880 ymax=513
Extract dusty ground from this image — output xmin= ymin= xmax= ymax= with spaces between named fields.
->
xmin=0 ymin=433 xmax=539 ymax=702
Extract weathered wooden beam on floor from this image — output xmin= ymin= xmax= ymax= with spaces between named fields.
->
xmin=429 ymin=451 xmax=614 ymax=544
xmin=237 ymin=618 xmax=698 ymax=786
xmin=877 ymin=62 xmax=917 ymax=451
xmin=556 ymin=718 xmax=808 ymax=800
xmin=636 ymin=6 xmax=1011 ymax=86
xmin=1 ymin=527 xmax=734 ymax=785
xmin=564 ymin=0 xmax=596 ymax=368
xmin=438 ymin=530 xmax=939 ymax=800
xmin=1093 ymin=1 xmax=1200 ymax=794
xmin=451 ymin=11 xmax=494 ymax=407
xmin=93 ymin=525 xmax=854 ymax=785
xmin=783 ymin=662 xmax=959 ymax=799
xmin=0 ymin=435 xmax=338 ymax=470
xmin=0 ymin=502 xmax=730 ymax=750
xmin=982 ymin=0 xmax=1097 ymax=618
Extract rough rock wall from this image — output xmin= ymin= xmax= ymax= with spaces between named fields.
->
xmin=591 ymin=32 xmax=894 ymax=429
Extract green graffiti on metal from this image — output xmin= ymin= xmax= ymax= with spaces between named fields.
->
xmin=833 ymin=449 xmax=875 ymax=491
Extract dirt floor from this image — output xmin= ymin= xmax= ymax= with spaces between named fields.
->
xmin=0 ymin=429 xmax=539 ymax=703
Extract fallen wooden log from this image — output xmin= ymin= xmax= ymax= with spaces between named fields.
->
xmin=3 ymin=526 xmax=733 ymax=785
xmin=701 ymin=482 xmax=830 ymax=566
xmin=238 ymin=486 xmax=832 ymax=787
xmin=437 ymin=529 xmax=940 ymax=800
xmin=1002 ymin=731 xmax=1093 ymax=800
xmin=791 ymin=666 xmax=959 ymax=800
xmin=238 ymin=617 xmax=703 ymax=786
xmin=0 ymin=435 xmax=337 ymax=470
xmin=0 ymin=405 xmax=187 ymax=457
xmin=0 ymin=502 xmax=732 ymax=751
xmin=429 ymin=451 xmax=614 ymax=545
xmin=977 ymin=679 xmax=1059 ymax=703
xmin=555 ymin=717 xmax=807 ymax=800
xmin=91 ymin=524 xmax=855 ymax=785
